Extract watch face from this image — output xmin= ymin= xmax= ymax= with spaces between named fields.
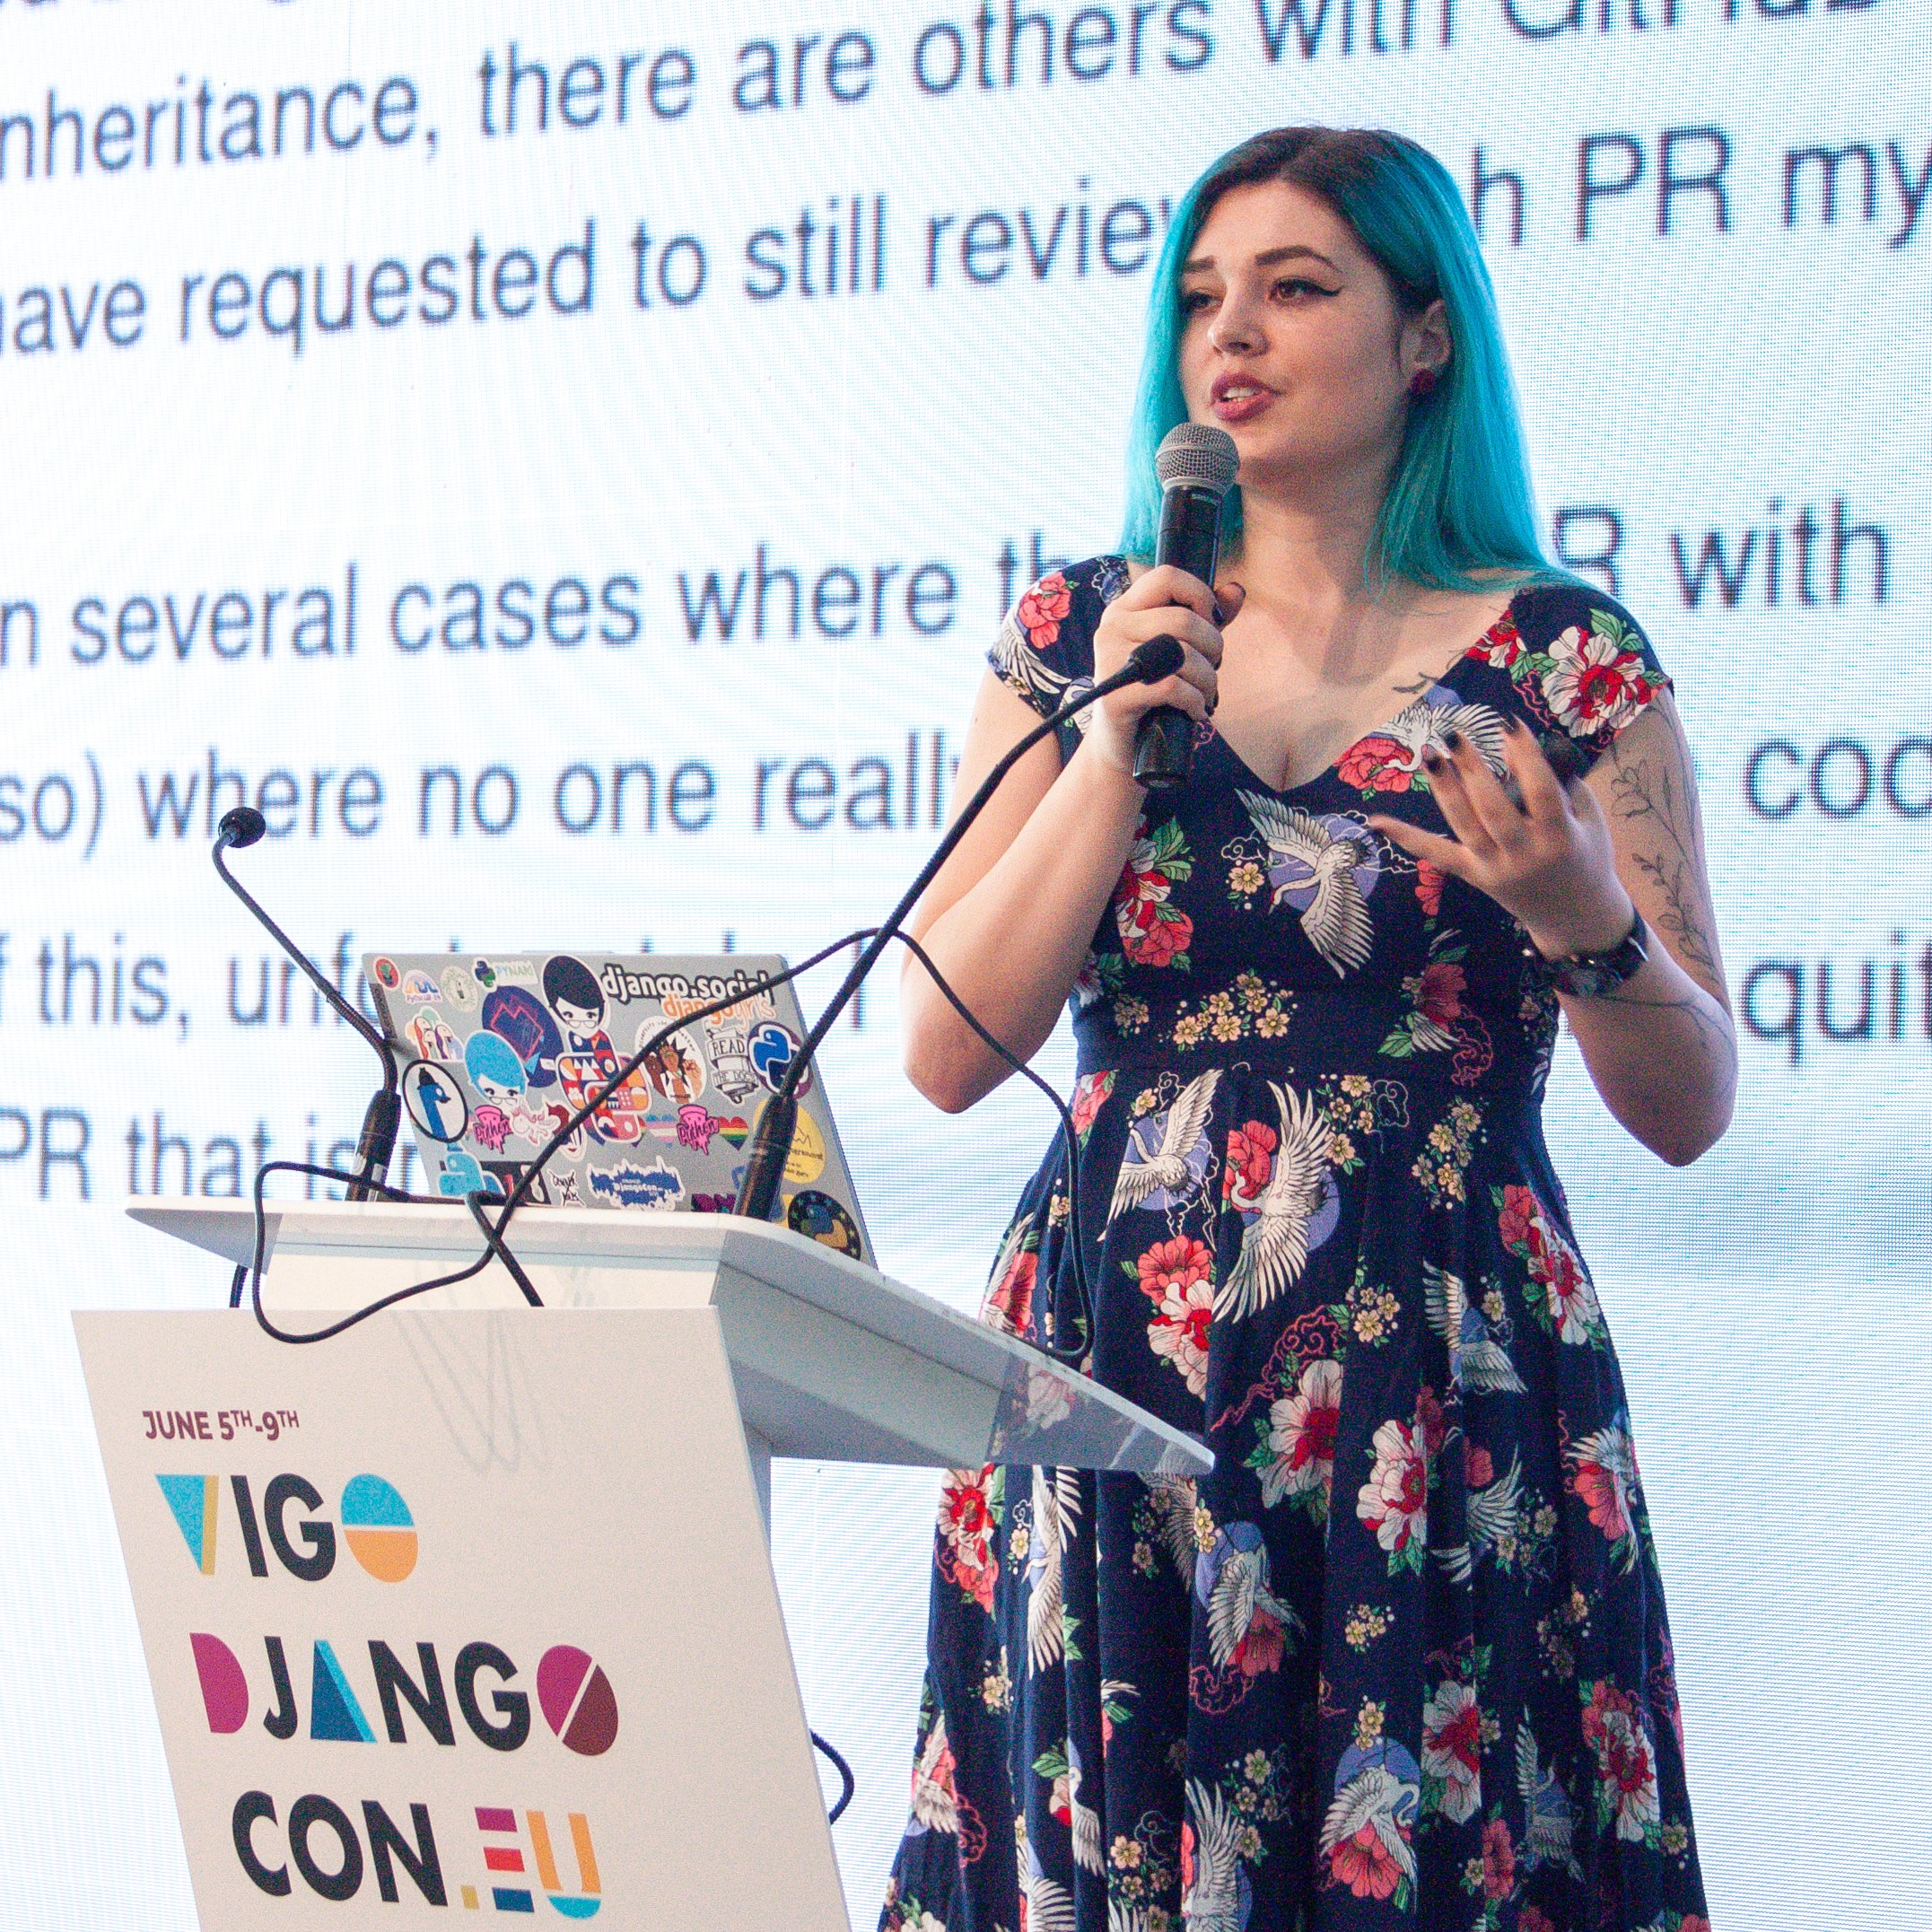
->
xmin=1552 ymin=919 xmax=1648 ymax=999
xmin=1557 ymin=958 xmax=1628 ymax=1000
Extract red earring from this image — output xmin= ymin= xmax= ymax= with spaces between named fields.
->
xmin=1408 ymin=368 xmax=1438 ymax=397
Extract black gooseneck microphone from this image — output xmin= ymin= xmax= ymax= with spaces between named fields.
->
xmin=212 ymin=806 xmax=401 ymax=1202
xmin=1131 ymin=421 xmax=1242 ymax=791
xmin=735 ymin=634 xmax=1186 ymax=1228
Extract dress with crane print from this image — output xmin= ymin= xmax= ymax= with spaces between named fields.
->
xmin=881 ymin=560 xmax=1708 ymax=1932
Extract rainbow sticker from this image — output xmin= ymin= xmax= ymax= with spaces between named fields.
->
xmin=340 ymin=1473 xmax=417 ymax=1583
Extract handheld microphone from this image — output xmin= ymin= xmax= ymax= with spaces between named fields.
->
xmin=1131 ymin=422 xmax=1241 ymax=791
xmin=734 ymin=635 xmax=1185 ymax=1226
xmin=212 ymin=806 xmax=401 ymax=1202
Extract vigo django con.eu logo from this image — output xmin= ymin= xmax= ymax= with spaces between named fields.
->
xmin=156 ymin=1469 xmax=417 ymax=1583
xmin=159 ymin=1469 xmax=619 ymax=1914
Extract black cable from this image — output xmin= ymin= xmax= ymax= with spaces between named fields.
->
xmin=243 ymin=938 xmax=878 ymax=1343
xmin=735 ymin=641 xmax=1184 ymax=1226
xmin=213 ymin=823 xmax=400 ymax=1201
xmin=479 ymin=931 xmax=877 ymax=1257
xmin=244 ymin=1161 xmax=489 ymax=1346
xmin=810 ymin=1729 xmax=856 ymax=1823
xmin=891 ymin=931 xmax=1091 ymax=1365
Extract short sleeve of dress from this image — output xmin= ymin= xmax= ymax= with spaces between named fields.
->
xmin=986 ymin=558 xmax=1125 ymax=760
xmin=1497 ymin=582 xmax=1673 ymax=779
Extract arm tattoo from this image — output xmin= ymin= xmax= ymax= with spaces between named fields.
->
xmin=1604 ymin=733 xmax=1722 ymax=985
xmin=1605 ymin=985 xmax=1739 ymax=1083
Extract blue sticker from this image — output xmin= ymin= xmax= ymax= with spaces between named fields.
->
xmin=586 ymin=1159 xmax=685 ymax=1211
xmin=748 ymin=1020 xmax=812 ymax=1097
xmin=437 ymin=1150 xmax=495 ymax=1197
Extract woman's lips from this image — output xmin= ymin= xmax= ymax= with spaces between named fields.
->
xmin=1211 ymin=386 xmax=1274 ymax=423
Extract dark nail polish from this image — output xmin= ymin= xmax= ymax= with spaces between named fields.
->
xmin=1421 ymin=749 xmax=1444 ymax=771
xmin=1441 ymin=729 xmax=1464 ymax=752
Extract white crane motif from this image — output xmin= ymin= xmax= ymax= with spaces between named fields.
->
xmin=1108 ymin=1069 xmax=1221 ymax=1220
xmin=1317 ymin=1763 xmax=1420 ymax=1893
xmin=1237 ymin=792 xmax=1376 ymax=976
xmin=1181 ymin=1778 xmax=1251 ymax=1932
xmin=1516 ymin=1724 xmax=1583 ymax=1878
xmin=1203 ymin=1524 xmax=1305 ymax=1669
xmin=1375 ymin=694 xmax=1510 ymax=778
xmin=1026 ymin=1466 xmax=1083 ymax=1674
xmin=1434 ymin=1453 xmax=1525 ymax=1585
xmin=1215 ymin=1081 xmax=1335 ymax=1322
xmin=1423 ymin=1262 xmax=1527 ymax=1394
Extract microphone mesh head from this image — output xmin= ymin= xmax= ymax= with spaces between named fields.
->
xmin=1155 ymin=422 xmax=1240 ymax=499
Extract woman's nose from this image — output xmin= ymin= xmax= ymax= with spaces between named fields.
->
xmin=1207 ymin=299 xmax=1263 ymax=357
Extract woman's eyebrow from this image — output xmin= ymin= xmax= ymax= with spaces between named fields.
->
xmin=1181 ymin=244 xmax=1342 ymax=274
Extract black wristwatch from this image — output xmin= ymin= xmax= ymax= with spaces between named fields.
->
xmin=1534 ymin=906 xmax=1649 ymax=1000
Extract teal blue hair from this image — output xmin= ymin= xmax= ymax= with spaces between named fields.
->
xmin=1122 ymin=127 xmax=1557 ymax=591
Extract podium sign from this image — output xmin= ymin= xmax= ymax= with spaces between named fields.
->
xmin=76 ymin=1307 xmax=849 ymax=1930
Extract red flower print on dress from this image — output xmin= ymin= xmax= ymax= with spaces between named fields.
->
xmin=1139 ymin=1236 xmax=1215 ymax=1396
xmin=1464 ymin=1441 xmax=1495 ymax=1489
xmin=1415 ymin=1385 xmax=1447 ymax=1460
xmin=1532 ymin=1223 xmax=1604 ymax=1344
xmin=1479 ymin=614 xmax=1525 ymax=669
xmin=1138 ymin=1235 xmax=1212 ymax=1299
xmin=1498 ymin=1183 xmax=1604 ymax=1343
xmin=1481 ymin=1817 xmax=1516 ymax=1899
xmin=1581 ymin=1679 xmax=1661 ymax=1844
xmin=1415 ymin=960 xmax=1465 ymax=1027
xmin=1015 ymin=572 xmax=1072 ymax=649
xmin=1421 ymin=1679 xmax=1482 ymax=1823
xmin=1357 ymin=1417 xmax=1429 ymax=1569
xmin=1222 ymin=1119 xmax=1277 ymax=1211
xmin=1070 ymin=1069 xmax=1115 ymax=1143
xmin=1541 ymin=614 xmax=1660 ymax=736
xmin=1414 ymin=861 xmax=1445 ymax=916
xmin=1328 ymin=1823 xmax=1406 ymax=1900
xmin=1121 ymin=906 xmax=1193 ymax=969
xmin=1569 ymin=1422 xmax=1642 ymax=1570
xmin=1336 ymin=734 xmax=1417 ymax=793
xmin=1235 ymin=1606 xmax=1288 ymax=1678
xmin=984 ymin=1247 xmax=1036 ymax=1340
xmin=1497 ymin=1182 xmax=1540 ymax=1253
xmin=1258 ymin=1358 xmax=1343 ymax=1513
xmin=1517 ymin=1909 xmax=1558 ymax=1932
xmin=937 ymin=1465 xmax=1001 ymax=1613
xmin=1112 ymin=818 xmax=1195 ymax=970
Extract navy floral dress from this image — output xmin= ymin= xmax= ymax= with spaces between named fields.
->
xmin=880 ymin=560 xmax=1711 ymax=1932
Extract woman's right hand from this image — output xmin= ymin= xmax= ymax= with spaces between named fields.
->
xmin=1085 ymin=565 xmax=1246 ymax=779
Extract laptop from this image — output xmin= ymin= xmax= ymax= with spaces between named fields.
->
xmin=363 ymin=949 xmax=872 ymax=1265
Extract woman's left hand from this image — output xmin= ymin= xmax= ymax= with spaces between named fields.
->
xmin=1367 ymin=717 xmax=1635 ymax=961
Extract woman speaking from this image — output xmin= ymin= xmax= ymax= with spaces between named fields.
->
xmin=883 ymin=127 xmax=1730 ymax=1931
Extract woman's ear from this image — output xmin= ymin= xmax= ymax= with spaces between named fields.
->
xmin=1403 ymin=298 xmax=1453 ymax=387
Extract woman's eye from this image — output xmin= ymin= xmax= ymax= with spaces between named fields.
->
xmin=1181 ymin=289 xmax=1215 ymax=313
xmin=1273 ymin=276 xmax=1333 ymax=300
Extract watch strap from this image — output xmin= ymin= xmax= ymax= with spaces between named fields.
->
xmin=1542 ymin=906 xmax=1649 ymax=999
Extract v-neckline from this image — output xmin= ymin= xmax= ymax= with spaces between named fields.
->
xmin=1206 ymin=591 xmax=1522 ymax=800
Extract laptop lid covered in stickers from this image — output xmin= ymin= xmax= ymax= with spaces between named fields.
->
xmin=363 ymin=950 xmax=873 ymax=1266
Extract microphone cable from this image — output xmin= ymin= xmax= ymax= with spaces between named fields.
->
xmin=239 ymin=930 xmax=1093 ymax=1361
xmin=237 ymin=641 xmax=1186 ymax=1350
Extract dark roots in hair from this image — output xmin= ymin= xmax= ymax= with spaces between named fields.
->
xmin=1187 ymin=127 xmax=1437 ymax=314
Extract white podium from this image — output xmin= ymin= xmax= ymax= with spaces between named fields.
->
xmin=79 ymin=1203 xmax=1210 ymax=1930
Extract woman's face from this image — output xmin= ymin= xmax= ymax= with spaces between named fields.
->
xmin=1176 ymin=179 xmax=1445 ymax=501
